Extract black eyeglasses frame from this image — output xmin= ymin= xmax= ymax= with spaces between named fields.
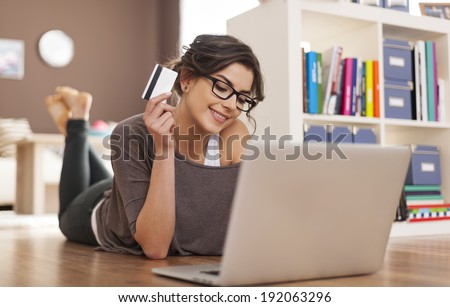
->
xmin=203 ymin=75 xmax=257 ymax=113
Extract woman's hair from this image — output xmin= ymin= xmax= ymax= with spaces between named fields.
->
xmin=165 ymin=34 xmax=265 ymax=130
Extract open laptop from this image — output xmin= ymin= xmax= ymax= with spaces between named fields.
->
xmin=152 ymin=142 xmax=411 ymax=286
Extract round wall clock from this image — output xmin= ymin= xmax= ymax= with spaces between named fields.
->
xmin=38 ymin=30 xmax=74 ymax=67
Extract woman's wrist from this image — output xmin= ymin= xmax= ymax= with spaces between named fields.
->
xmin=153 ymin=140 xmax=176 ymax=160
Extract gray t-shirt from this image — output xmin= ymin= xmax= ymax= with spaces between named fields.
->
xmin=95 ymin=114 xmax=240 ymax=256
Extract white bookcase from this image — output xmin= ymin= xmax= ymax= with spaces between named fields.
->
xmin=227 ymin=0 xmax=450 ymax=237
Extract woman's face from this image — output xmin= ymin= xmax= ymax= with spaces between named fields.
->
xmin=180 ymin=62 xmax=254 ymax=135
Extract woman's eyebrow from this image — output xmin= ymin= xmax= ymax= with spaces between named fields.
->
xmin=216 ymin=74 xmax=252 ymax=94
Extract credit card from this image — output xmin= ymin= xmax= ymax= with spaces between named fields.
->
xmin=142 ymin=64 xmax=178 ymax=100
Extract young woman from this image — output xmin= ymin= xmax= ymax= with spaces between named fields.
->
xmin=45 ymin=34 xmax=265 ymax=259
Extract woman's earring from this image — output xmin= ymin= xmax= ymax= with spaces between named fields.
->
xmin=184 ymin=86 xmax=189 ymax=93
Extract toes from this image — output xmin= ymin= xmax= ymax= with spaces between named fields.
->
xmin=45 ymin=94 xmax=62 ymax=106
xmin=56 ymin=86 xmax=79 ymax=95
xmin=78 ymin=91 xmax=93 ymax=105
xmin=56 ymin=86 xmax=80 ymax=105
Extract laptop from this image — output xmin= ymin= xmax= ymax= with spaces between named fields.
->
xmin=152 ymin=142 xmax=411 ymax=286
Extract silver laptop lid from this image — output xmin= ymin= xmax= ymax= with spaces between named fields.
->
xmin=219 ymin=142 xmax=411 ymax=286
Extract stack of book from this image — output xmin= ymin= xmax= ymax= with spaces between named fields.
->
xmin=302 ymin=46 xmax=380 ymax=118
xmin=403 ymin=185 xmax=450 ymax=222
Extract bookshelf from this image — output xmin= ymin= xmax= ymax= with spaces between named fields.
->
xmin=227 ymin=0 xmax=450 ymax=236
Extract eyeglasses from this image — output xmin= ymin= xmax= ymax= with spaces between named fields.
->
xmin=203 ymin=75 xmax=257 ymax=112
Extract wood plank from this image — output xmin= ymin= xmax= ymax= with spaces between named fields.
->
xmin=1 ymin=225 xmax=449 ymax=286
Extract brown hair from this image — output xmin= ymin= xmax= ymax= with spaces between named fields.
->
xmin=165 ymin=34 xmax=265 ymax=129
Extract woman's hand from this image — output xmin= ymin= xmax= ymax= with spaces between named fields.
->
xmin=143 ymin=92 xmax=176 ymax=156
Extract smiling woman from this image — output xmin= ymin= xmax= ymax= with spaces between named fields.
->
xmin=44 ymin=34 xmax=265 ymax=260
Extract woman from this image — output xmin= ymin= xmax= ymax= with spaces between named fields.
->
xmin=45 ymin=34 xmax=265 ymax=259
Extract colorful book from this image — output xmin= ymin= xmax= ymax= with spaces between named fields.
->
xmin=355 ymin=58 xmax=363 ymax=116
xmin=306 ymin=51 xmax=318 ymax=114
xmin=302 ymin=48 xmax=307 ymax=114
xmin=360 ymin=61 xmax=366 ymax=116
xmin=417 ymin=41 xmax=428 ymax=122
xmin=425 ymin=41 xmax=435 ymax=121
xmin=351 ymin=58 xmax=358 ymax=116
xmin=404 ymin=185 xmax=441 ymax=192
xmin=322 ymin=46 xmax=343 ymax=114
xmin=408 ymin=204 xmax=450 ymax=222
xmin=432 ymin=42 xmax=439 ymax=121
xmin=438 ymin=78 xmax=446 ymax=122
xmin=408 ymin=204 xmax=450 ymax=211
xmin=413 ymin=43 xmax=422 ymax=121
xmin=340 ymin=58 xmax=354 ymax=116
xmin=317 ymin=53 xmax=323 ymax=114
xmin=373 ymin=60 xmax=380 ymax=118
xmin=365 ymin=60 xmax=374 ymax=117
xmin=406 ymin=194 xmax=444 ymax=201
xmin=332 ymin=59 xmax=345 ymax=115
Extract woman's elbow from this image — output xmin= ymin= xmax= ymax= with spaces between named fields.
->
xmin=142 ymin=247 xmax=169 ymax=260
xmin=136 ymin=235 xmax=170 ymax=259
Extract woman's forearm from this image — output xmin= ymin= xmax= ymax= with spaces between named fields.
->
xmin=135 ymin=150 xmax=176 ymax=259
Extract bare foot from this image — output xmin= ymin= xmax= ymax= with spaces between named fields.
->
xmin=56 ymin=86 xmax=93 ymax=121
xmin=45 ymin=94 xmax=70 ymax=136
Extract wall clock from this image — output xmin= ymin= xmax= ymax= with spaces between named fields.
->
xmin=38 ymin=30 xmax=74 ymax=67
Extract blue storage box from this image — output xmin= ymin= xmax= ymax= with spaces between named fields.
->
xmin=405 ymin=145 xmax=441 ymax=185
xmin=383 ymin=38 xmax=413 ymax=81
xmin=352 ymin=127 xmax=377 ymax=144
xmin=330 ymin=126 xmax=352 ymax=144
xmin=383 ymin=0 xmax=409 ymax=12
xmin=384 ymin=79 xmax=413 ymax=119
xmin=303 ymin=124 xmax=327 ymax=143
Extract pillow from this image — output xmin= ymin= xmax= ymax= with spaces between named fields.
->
xmin=0 ymin=118 xmax=32 ymax=157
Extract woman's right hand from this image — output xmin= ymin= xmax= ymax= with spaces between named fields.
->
xmin=143 ymin=92 xmax=176 ymax=156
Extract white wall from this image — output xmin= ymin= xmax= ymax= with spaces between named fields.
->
xmin=180 ymin=0 xmax=259 ymax=47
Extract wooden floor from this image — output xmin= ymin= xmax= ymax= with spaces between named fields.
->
xmin=1 ymin=216 xmax=450 ymax=286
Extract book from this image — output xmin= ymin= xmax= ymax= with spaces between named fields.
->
xmin=306 ymin=51 xmax=318 ymax=114
xmin=432 ymin=42 xmax=439 ymax=121
xmin=355 ymin=58 xmax=363 ymax=116
xmin=425 ymin=41 xmax=436 ymax=121
xmin=413 ymin=42 xmax=422 ymax=121
xmin=373 ymin=60 xmax=380 ymax=118
xmin=407 ymin=204 xmax=450 ymax=210
xmin=302 ymin=48 xmax=307 ymax=114
xmin=438 ymin=78 xmax=446 ymax=122
xmin=322 ymin=46 xmax=343 ymax=114
xmin=360 ymin=61 xmax=366 ymax=116
xmin=408 ymin=204 xmax=450 ymax=222
xmin=331 ymin=59 xmax=345 ymax=115
xmin=351 ymin=58 xmax=358 ymax=116
xmin=365 ymin=60 xmax=374 ymax=117
xmin=317 ymin=53 xmax=323 ymax=114
xmin=404 ymin=190 xmax=442 ymax=196
xmin=406 ymin=199 xmax=444 ymax=206
xmin=340 ymin=58 xmax=354 ymax=116
xmin=406 ymin=194 xmax=444 ymax=201
xmin=417 ymin=41 xmax=428 ymax=122
xmin=404 ymin=185 xmax=441 ymax=192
